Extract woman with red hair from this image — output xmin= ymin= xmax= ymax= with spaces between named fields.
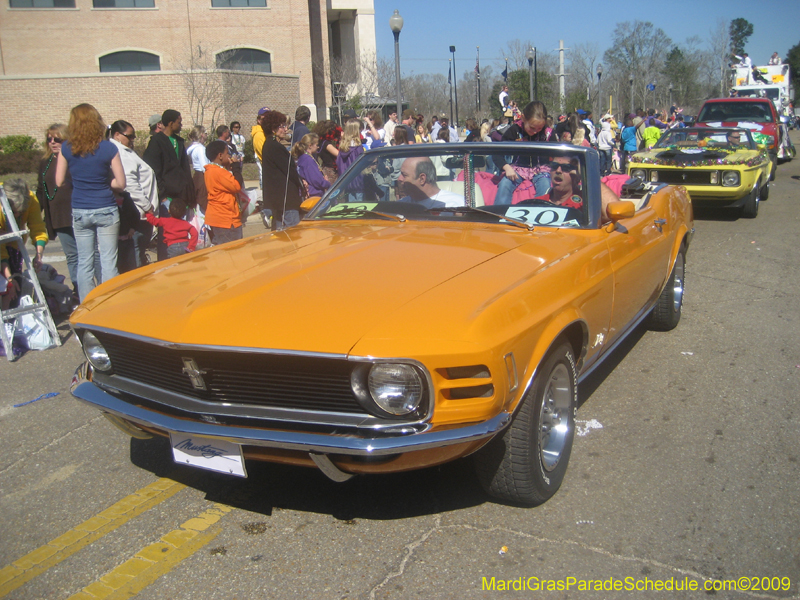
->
xmin=56 ymin=103 xmax=126 ymax=301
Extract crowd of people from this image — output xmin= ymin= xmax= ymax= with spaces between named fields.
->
xmin=2 ymin=96 xmax=685 ymax=313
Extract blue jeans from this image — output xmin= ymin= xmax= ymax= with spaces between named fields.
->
xmin=274 ymin=210 xmax=300 ymax=231
xmin=72 ymin=206 xmax=120 ymax=302
xmin=53 ymin=226 xmax=79 ymax=291
xmin=495 ymin=172 xmax=552 ymax=205
xmin=167 ymin=241 xmax=189 ymax=258
xmin=131 ymin=220 xmax=154 ymax=268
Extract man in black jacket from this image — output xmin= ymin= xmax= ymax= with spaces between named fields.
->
xmin=143 ymin=109 xmax=194 ymax=260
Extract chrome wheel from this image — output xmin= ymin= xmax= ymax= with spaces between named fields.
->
xmin=539 ymin=363 xmax=573 ymax=472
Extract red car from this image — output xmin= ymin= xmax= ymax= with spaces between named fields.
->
xmin=696 ymin=97 xmax=780 ymax=180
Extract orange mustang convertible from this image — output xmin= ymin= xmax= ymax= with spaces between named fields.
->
xmin=70 ymin=143 xmax=693 ymax=506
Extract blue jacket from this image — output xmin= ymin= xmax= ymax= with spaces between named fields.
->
xmin=621 ymin=126 xmax=638 ymax=152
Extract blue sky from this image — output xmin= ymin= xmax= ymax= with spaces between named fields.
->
xmin=373 ymin=0 xmax=800 ymax=79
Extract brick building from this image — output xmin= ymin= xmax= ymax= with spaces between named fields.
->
xmin=0 ymin=0 xmax=377 ymax=140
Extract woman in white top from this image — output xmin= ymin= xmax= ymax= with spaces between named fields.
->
xmin=362 ymin=110 xmax=385 ymax=150
xmin=108 ymin=120 xmax=158 ymax=268
xmin=186 ymin=126 xmax=209 ymax=172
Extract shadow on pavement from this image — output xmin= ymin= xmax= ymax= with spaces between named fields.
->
xmin=130 ymin=435 xmax=489 ymax=520
xmin=691 ymin=206 xmax=740 ymax=221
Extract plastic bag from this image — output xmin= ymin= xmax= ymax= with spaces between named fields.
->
xmin=15 ymin=295 xmax=54 ymax=350
xmin=187 ymin=207 xmax=210 ymax=251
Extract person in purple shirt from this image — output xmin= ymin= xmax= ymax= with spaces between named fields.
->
xmin=292 ymin=133 xmax=331 ymax=197
xmin=56 ymin=103 xmax=126 ymax=301
xmin=645 ymin=108 xmax=668 ymax=129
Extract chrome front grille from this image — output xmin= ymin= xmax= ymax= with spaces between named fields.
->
xmin=95 ymin=332 xmax=366 ymax=414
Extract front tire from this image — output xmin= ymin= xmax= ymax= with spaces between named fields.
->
xmin=475 ymin=341 xmax=578 ymax=506
xmin=741 ymin=186 xmax=759 ymax=219
xmin=647 ymin=247 xmax=685 ymax=331
xmin=760 ymin=178 xmax=770 ymax=200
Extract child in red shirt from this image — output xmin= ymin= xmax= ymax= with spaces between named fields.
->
xmin=146 ymin=198 xmax=198 ymax=259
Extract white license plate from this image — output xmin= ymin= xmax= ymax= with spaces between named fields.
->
xmin=169 ymin=434 xmax=247 ymax=477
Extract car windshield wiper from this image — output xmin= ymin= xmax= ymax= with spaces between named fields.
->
xmin=318 ymin=205 xmax=406 ymax=222
xmin=424 ymin=205 xmax=534 ymax=231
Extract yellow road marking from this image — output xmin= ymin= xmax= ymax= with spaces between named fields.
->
xmin=67 ymin=503 xmax=234 ymax=600
xmin=0 ymin=478 xmax=185 ymax=597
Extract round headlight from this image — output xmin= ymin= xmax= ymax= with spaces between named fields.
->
xmin=367 ymin=364 xmax=424 ymax=416
xmin=83 ymin=331 xmax=112 ymax=371
xmin=722 ymin=171 xmax=740 ymax=186
xmin=631 ymin=169 xmax=647 ymax=181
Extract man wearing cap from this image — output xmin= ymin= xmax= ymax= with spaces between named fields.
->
xmin=251 ymin=107 xmax=269 ymax=186
xmin=577 ymin=109 xmax=596 ymax=146
xmin=149 ymin=114 xmax=164 ymax=136
xmin=142 ymin=109 xmax=194 ymax=260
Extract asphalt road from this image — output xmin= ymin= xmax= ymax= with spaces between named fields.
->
xmin=1 ymin=138 xmax=799 ymax=599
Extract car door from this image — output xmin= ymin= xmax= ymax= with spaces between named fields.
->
xmin=604 ymin=202 xmax=673 ymax=342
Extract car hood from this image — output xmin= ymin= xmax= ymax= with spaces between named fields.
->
xmin=73 ymin=221 xmax=545 ymax=355
xmin=632 ymin=147 xmax=764 ymax=165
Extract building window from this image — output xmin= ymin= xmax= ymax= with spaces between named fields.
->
xmin=10 ymin=0 xmax=76 ymax=7
xmin=99 ymin=51 xmax=160 ymax=72
xmin=211 ymin=0 xmax=266 ymax=7
xmin=93 ymin=0 xmax=155 ymax=6
xmin=216 ymin=48 xmax=271 ymax=73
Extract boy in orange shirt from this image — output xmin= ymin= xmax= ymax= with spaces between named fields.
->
xmin=203 ymin=140 xmax=243 ymax=245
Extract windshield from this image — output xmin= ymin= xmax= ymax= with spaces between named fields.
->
xmin=697 ymin=101 xmax=774 ymax=123
xmin=654 ymin=127 xmax=757 ymax=150
xmin=306 ymin=144 xmax=590 ymax=229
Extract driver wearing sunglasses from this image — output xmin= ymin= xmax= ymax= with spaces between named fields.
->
xmin=528 ymin=156 xmax=583 ymax=209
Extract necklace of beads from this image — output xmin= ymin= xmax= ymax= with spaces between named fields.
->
xmin=42 ymin=154 xmax=58 ymax=202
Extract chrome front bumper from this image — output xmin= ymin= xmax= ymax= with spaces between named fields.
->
xmin=70 ymin=371 xmax=511 ymax=457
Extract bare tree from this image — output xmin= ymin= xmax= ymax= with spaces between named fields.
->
xmin=178 ymin=45 xmax=261 ymax=130
xmin=567 ymin=43 xmax=601 ymax=111
xmin=603 ymin=21 xmax=673 ymax=110
xmin=705 ymin=19 xmax=731 ymax=97
xmin=313 ymin=50 xmax=392 ymax=120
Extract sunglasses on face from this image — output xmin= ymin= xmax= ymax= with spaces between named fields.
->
xmin=47 ymin=136 xmax=63 ymax=144
xmin=121 ymin=132 xmax=136 ymax=141
xmin=548 ymin=161 xmax=578 ymax=172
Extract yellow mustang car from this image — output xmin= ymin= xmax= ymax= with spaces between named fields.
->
xmin=629 ymin=127 xmax=772 ymax=218
xmin=70 ymin=143 xmax=693 ymax=506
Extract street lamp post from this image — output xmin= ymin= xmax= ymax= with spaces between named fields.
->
xmin=669 ymin=83 xmax=673 ymax=109
xmin=526 ymin=47 xmax=535 ymax=103
xmin=629 ymin=73 xmax=634 ymax=114
xmin=389 ymin=10 xmax=404 ymax=119
xmin=596 ymin=64 xmax=603 ymax=116
xmin=450 ymin=45 xmax=458 ymax=127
